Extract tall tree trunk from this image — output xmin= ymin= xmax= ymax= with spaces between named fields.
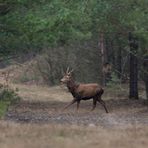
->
xmin=99 ymin=32 xmax=107 ymax=86
xmin=117 ymin=47 xmax=122 ymax=79
xmin=129 ymin=32 xmax=139 ymax=99
xmin=143 ymin=56 xmax=148 ymax=101
xmin=145 ymin=80 xmax=148 ymax=101
xmin=116 ymin=34 xmax=122 ymax=79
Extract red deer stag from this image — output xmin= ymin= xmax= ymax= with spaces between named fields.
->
xmin=60 ymin=68 xmax=109 ymax=113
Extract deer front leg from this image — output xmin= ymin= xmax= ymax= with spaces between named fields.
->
xmin=97 ymin=98 xmax=109 ymax=113
xmin=63 ymin=99 xmax=77 ymax=111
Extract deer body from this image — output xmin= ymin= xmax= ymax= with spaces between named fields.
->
xmin=61 ymin=68 xmax=109 ymax=113
xmin=67 ymin=82 xmax=102 ymax=100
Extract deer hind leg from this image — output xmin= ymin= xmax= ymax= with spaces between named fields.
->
xmin=91 ymin=98 xmax=97 ymax=111
xmin=76 ymin=100 xmax=80 ymax=111
xmin=97 ymin=97 xmax=109 ymax=113
xmin=63 ymin=99 xmax=77 ymax=111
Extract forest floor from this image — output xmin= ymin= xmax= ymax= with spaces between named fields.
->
xmin=0 ymin=84 xmax=148 ymax=148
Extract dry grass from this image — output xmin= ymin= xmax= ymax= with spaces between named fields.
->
xmin=13 ymin=84 xmax=71 ymax=102
xmin=0 ymin=65 xmax=148 ymax=148
xmin=0 ymin=121 xmax=148 ymax=148
xmin=0 ymin=83 xmax=147 ymax=148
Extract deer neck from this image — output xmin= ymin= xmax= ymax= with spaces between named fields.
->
xmin=67 ymin=79 xmax=79 ymax=94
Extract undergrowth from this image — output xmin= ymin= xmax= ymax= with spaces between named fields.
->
xmin=106 ymin=72 xmax=121 ymax=89
xmin=0 ymin=84 xmax=21 ymax=118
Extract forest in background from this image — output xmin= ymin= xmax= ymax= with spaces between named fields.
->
xmin=1 ymin=2 xmax=148 ymax=148
xmin=0 ymin=0 xmax=148 ymax=97
xmin=0 ymin=0 xmax=148 ymax=52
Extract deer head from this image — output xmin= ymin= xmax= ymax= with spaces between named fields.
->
xmin=60 ymin=67 xmax=73 ymax=84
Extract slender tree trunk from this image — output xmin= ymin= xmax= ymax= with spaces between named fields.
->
xmin=99 ymin=32 xmax=107 ymax=86
xmin=116 ymin=35 xmax=122 ymax=79
xmin=100 ymin=32 xmax=107 ymax=64
xmin=105 ymin=36 xmax=114 ymax=64
xmin=129 ymin=32 xmax=139 ymax=99
xmin=110 ymin=40 xmax=115 ymax=67
xmin=146 ymin=80 xmax=148 ymax=100
xmin=117 ymin=43 xmax=122 ymax=79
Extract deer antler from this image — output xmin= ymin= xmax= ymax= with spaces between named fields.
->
xmin=66 ymin=67 xmax=70 ymax=74
xmin=66 ymin=67 xmax=74 ymax=74
xmin=69 ymin=69 xmax=73 ymax=73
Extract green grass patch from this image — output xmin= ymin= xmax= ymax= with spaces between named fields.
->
xmin=0 ymin=101 xmax=11 ymax=118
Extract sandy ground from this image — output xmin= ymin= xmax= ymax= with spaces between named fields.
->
xmin=0 ymin=84 xmax=148 ymax=148
xmin=5 ymin=99 xmax=148 ymax=127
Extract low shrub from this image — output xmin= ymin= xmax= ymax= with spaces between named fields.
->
xmin=0 ymin=86 xmax=20 ymax=103
xmin=0 ymin=84 xmax=21 ymax=118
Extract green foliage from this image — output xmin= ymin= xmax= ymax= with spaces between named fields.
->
xmin=0 ymin=0 xmax=148 ymax=56
xmin=0 ymin=0 xmax=92 ymax=54
xmin=0 ymin=0 xmax=148 ymax=87
xmin=107 ymin=72 xmax=121 ymax=89
xmin=0 ymin=83 xmax=21 ymax=118
xmin=0 ymin=101 xmax=10 ymax=118
xmin=0 ymin=84 xmax=20 ymax=103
